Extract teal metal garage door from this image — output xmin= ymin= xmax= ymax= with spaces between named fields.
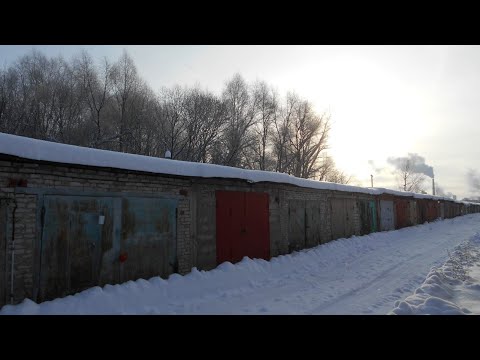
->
xmin=38 ymin=195 xmax=177 ymax=302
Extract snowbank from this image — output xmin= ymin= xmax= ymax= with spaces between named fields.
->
xmin=390 ymin=233 xmax=480 ymax=315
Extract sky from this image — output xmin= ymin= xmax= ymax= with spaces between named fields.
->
xmin=0 ymin=45 xmax=479 ymax=199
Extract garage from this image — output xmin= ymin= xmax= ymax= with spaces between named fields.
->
xmin=216 ymin=191 xmax=270 ymax=264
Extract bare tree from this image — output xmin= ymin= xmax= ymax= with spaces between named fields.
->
xmin=288 ymin=97 xmax=330 ymax=178
xmin=217 ymin=73 xmax=258 ymax=167
xmin=181 ymin=86 xmax=226 ymax=162
xmin=250 ymin=81 xmax=278 ymax=171
xmin=388 ymin=153 xmax=433 ymax=193
xmin=73 ymin=51 xmax=114 ymax=147
xmin=110 ymin=51 xmax=140 ymax=152
xmin=272 ymin=92 xmax=296 ymax=173
xmin=156 ymin=86 xmax=187 ymax=159
xmin=127 ymin=80 xmax=157 ymax=155
xmin=15 ymin=50 xmax=56 ymax=139
xmin=316 ymin=154 xmax=335 ymax=181
xmin=395 ymin=158 xmax=427 ymax=192
xmin=0 ymin=67 xmax=20 ymax=134
xmin=0 ymin=48 xmax=352 ymax=185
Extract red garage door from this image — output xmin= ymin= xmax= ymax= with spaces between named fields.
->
xmin=395 ymin=199 xmax=409 ymax=229
xmin=216 ymin=191 xmax=270 ymax=265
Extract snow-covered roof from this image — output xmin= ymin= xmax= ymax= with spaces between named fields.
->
xmin=0 ymin=132 xmax=466 ymax=203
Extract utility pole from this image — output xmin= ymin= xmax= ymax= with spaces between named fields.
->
xmin=370 ymin=174 xmax=373 ymax=187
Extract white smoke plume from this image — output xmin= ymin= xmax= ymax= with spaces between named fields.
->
xmin=368 ymin=160 xmax=385 ymax=174
xmin=387 ymin=153 xmax=434 ymax=178
xmin=467 ymin=169 xmax=480 ymax=193
xmin=435 ymin=184 xmax=455 ymax=199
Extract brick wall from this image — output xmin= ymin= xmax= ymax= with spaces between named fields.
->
xmin=0 ymin=157 xmax=191 ymax=305
xmin=189 ymin=180 xmax=283 ymax=270
xmin=0 ymin=156 xmax=375 ymax=306
xmin=1 ymin=155 xmax=473 ymax=307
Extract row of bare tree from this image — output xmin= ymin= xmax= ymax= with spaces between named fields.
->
xmin=0 ymin=49 xmax=350 ymax=183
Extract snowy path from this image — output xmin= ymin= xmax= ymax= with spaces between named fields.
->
xmin=391 ymin=234 xmax=480 ymax=314
xmin=2 ymin=214 xmax=480 ymax=315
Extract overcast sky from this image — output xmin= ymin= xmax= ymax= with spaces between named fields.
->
xmin=1 ymin=45 xmax=479 ymax=199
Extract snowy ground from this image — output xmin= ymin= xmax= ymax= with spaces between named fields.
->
xmin=2 ymin=214 xmax=480 ymax=315
xmin=390 ymin=233 xmax=480 ymax=315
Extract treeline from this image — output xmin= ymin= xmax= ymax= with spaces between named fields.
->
xmin=0 ymin=49 xmax=350 ymax=183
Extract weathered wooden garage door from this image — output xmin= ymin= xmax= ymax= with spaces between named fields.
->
xmin=440 ymin=203 xmax=445 ymax=219
xmin=39 ymin=196 xmax=114 ymax=302
xmin=0 ymin=202 xmax=6 ymax=305
xmin=443 ymin=202 xmax=450 ymax=218
xmin=330 ymin=198 xmax=356 ymax=240
xmin=305 ymin=201 xmax=322 ymax=248
xmin=427 ymin=201 xmax=439 ymax=221
xmin=358 ymin=200 xmax=368 ymax=235
xmin=288 ymin=200 xmax=305 ymax=252
xmin=287 ymin=200 xmax=322 ymax=252
xmin=369 ymin=200 xmax=378 ymax=233
xmin=395 ymin=199 xmax=409 ymax=229
xmin=121 ymin=197 xmax=178 ymax=282
xmin=409 ymin=201 xmax=417 ymax=225
xmin=417 ymin=200 xmax=427 ymax=223
xmin=39 ymin=195 xmax=178 ymax=302
xmin=425 ymin=201 xmax=433 ymax=222
xmin=358 ymin=200 xmax=377 ymax=235
xmin=379 ymin=200 xmax=394 ymax=231
xmin=216 ymin=191 xmax=270 ymax=265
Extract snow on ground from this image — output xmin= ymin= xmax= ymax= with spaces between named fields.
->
xmin=2 ymin=214 xmax=480 ymax=315
xmin=390 ymin=233 xmax=480 ymax=315
xmin=0 ymin=132 xmax=458 ymax=202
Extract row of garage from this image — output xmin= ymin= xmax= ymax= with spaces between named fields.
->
xmin=258 ymin=191 xmax=477 ymax=262
xmin=1 ymin=146 xmax=479 ymax=306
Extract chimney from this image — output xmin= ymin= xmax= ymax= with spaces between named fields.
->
xmin=432 ymin=177 xmax=435 ymax=196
